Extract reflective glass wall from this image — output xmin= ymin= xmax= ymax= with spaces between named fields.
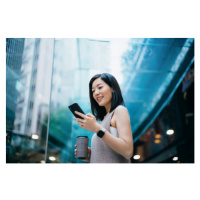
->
xmin=6 ymin=38 xmax=194 ymax=163
xmin=132 ymin=63 xmax=194 ymax=163
xmin=6 ymin=38 xmax=54 ymax=163
xmin=46 ymin=38 xmax=132 ymax=163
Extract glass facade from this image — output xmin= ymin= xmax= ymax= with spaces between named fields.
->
xmin=6 ymin=38 xmax=54 ymax=163
xmin=6 ymin=38 xmax=194 ymax=163
xmin=132 ymin=64 xmax=194 ymax=163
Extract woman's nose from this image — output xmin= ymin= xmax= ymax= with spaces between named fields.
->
xmin=94 ymin=90 xmax=100 ymax=96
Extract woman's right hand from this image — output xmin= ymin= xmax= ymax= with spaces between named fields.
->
xmin=74 ymin=144 xmax=91 ymax=162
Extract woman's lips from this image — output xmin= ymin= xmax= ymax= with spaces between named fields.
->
xmin=97 ymin=96 xmax=103 ymax=102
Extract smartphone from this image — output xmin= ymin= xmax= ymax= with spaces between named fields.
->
xmin=68 ymin=103 xmax=85 ymax=119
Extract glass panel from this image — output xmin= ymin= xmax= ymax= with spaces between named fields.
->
xmin=6 ymin=38 xmax=54 ymax=163
xmin=46 ymin=38 xmax=194 ymax=163
xmin=132 ymin=64 xmax=194 ymax=163
xmin=46 ymin=39 xmax=86 ymax=163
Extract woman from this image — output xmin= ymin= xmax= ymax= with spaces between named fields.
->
xmin=74 ymin=73 xmax=133 ymax=163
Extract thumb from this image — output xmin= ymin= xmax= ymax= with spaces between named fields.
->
xmin=86 ymin=113 xmax=94 ymax=118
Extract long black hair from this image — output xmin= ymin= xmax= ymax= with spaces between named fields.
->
xmin=89 ymin=73 xmax=125 ymax=121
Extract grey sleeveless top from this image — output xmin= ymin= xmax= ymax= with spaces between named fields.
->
xmin=90 ymin=107 xmax=130 ymax=163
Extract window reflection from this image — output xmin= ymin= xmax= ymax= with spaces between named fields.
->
xmin=6 ymin=38 xmax=54 ymax=163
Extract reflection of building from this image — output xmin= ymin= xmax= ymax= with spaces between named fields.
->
xmin=13 ymin=39 xmax=54 ymax=137
xmin=6 ymin=38 xmax=54 ymax=163
xmin=50 ymin=39 xmax=112 ymax=110
xmin=6 ymin=38 xmax=25 ymax=131
xmin=50 ymin=39 xmax=78 ymax=110
xmin=76 ymin=38 xmax=111 ymax=97
xmin=12 ymin=38 xmax=35 ymax=134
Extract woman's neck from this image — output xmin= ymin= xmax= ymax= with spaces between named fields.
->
xmin=105 ymin=104 xmax=111 ymax=114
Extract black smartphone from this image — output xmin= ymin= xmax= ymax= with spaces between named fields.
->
xmin=68 ymin=103 xmax=85 ymax=119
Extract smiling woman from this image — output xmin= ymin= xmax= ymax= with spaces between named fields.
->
xmin=74 ymin=73 xmax=134 ymax=163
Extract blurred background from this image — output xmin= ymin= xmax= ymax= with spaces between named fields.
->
xmin=6 ymin=38 xmax=194 ymax=163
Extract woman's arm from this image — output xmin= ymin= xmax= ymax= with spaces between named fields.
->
xmin=74 ymin=107 xmax=134 ymax=159
xmin=97 ymin=106 xmax=134 ymax=159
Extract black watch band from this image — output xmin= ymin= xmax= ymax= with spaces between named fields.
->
xmin=97 ymin=127 xmax=106 ymax=138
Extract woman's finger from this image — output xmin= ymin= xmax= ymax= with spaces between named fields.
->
xmin=76 ymin=121 xmax=83 ymax=126
xmin=74 ymin=118 xmax=85 ymax=125
xmin=86 ymin=113 xmax=94 ymax=118
xmin=75 ymin=119 xmax=85 ymax=127
xmin=76 ymin=119 xmax=85 ymax=123
xmin=75 ymin=111 xmax=86 ymax=119
xmin=78 ymin=123 xmax=84 ymax=127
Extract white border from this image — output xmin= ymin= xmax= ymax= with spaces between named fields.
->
xmin=0 ymin=1 xmax=199 ymax=199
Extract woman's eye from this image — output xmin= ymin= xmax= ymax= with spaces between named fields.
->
xmin=92 ymin=87 xmax=102 ymax=93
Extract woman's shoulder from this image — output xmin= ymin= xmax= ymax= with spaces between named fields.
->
xmin=114 ymin=105 xmax=129 ymax=117
xmin=110 ymin=106 xmax=129 ymax=128
xmin=115 ymin=105 xmax=128 ymax=112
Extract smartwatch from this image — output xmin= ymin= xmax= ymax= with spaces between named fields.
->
xmin=97 ymin=127 xmax=106 ymax=138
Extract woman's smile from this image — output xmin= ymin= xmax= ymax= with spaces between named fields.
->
xmin=97 ymin=96 xmax=104 ymax=102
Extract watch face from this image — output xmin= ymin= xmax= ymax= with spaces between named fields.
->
xmin=97 ymin=130 xmax=104 ymax=138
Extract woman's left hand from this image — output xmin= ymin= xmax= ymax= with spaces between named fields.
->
xmin=73 ymin=111 xmax=101 ymax=133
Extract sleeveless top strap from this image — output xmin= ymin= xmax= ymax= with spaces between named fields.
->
xmin=101 ymin=108 xmax=116 ymax=133
xmin=107 ymin=109 xmax=116 ymax=132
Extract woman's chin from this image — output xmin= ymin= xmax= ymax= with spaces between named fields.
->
xmin=98 ymin=102 xmax=104 ymax=106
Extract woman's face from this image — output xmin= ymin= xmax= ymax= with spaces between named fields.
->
xmin=92 ymin=78 xmax=113 ymax=108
